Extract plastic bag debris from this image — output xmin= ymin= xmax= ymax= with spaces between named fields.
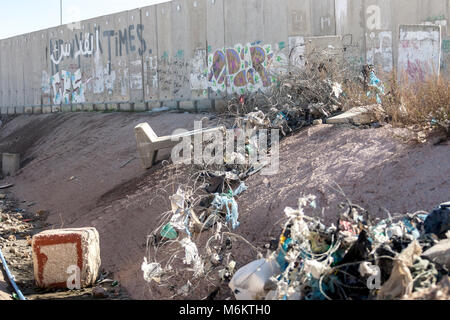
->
xmin=359 ymin=262 xmax=380 ymax=277
xmin=242 ymin=194 xmax=450 ymax=301
xmin=142 ymin=258 xmax=164 ymax=283
xmin=425 ymin=202 xmax=450 ymax=239
xmin=180 ymin=238 xmax=204 ymax=277
xmin=168 ymin=188 xmax=192 ymax=236
xmin=232 ymin=182 xmax=248 ymax=197
xmin=363 ymin=65 xmax=385 ymax=104
xmin=211 ymin=195 xmax=240 ymax=230
xmin=160 ymin=223 xmax=178 ymax=240
xmin=210 ymin=183 xmax=247 ymax=230
xmin=377 ymin=241 xmax=422 ymax=300
xmin=229 ymin=258 xmax=281 ymax=300
xmin=304 ymin=259 xmax=332 ymax=279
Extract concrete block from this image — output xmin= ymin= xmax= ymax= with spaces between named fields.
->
xmin=32 ymin=228 xmax=101 ymax=289
xmin=148 ymin=101 xmax=162 ymax=110
xmin=119 ymin=103 xmax=132 ymax=112
xmin=33 ymin=106 xmax=43 ymax=114
xmin=95 ymin=103 xmax=106 ymax=111
xmin=162 ymin=100 xmax=179 ymax=109
xmin=51 ymin=106 xmax=61 ymax=113
xmin=106 ymin=103 xmax=119 ymax=112
xmin=197 ymin=99 xmax=212 ymax=111
xmin=134 ymin=102 xmax=148 ymax=112
xmin=326 ymin=105 xmax=383 ymax=125
xmin=2 ymin=153 xmax=20 ymax=176
xmin=179 ymin=100 xmax=196 ymax=111
xmin=42 ymin=106 xmax=52 ymax=114
xmin=135 ymin=122 xmax=225 ymax=169
xmin=15 ymin=106 xmax=24 ymax=114
xmin=7 ymin=107 xmax=15 ymax=115
xmin=24 ymin=107 xmax=33 ymax=114
xmin=83 ymin=104 xmax=94 ymax=112
xmin=61 ymin=105 xmax=72 ymax=113
xmin=74 ymin=104 xmax=83 ymax=112
xmin=423 ymin=239 xmax=450 ymax=270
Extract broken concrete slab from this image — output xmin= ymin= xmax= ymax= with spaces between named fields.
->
xmin=32 ymin=228 xmax=101 ymax=289
xmin=135 ymin=122 xmax=225 ymax=169
xmin=326 ymin=104 xmax=384 ymax=125
xmin=2 ymin=153 xmax=20 ymax=177
xmin=423 ymin=239 xmax=450 ymax=270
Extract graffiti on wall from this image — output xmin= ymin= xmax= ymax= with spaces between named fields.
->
xmin=190 ymin=49 xmax=208 ymax=97
xmin=49 ymin=69 xmax=86 ymax=104
xmin=49 ymin=24 xmax=147 ymax=68
xmin=207 ymin=42 xmax=287 ymax=94
xmin=288 ymin=36 xmax=306 ymax=68
xmin=366 ymin=31 xmax=393 ymax=72
xmin=46 ymin=24 xmax=149 ymax=102
xmin=364 ymin=4 xmax=394 ymax=73
xmin=398 ymin=25 xmax=442 ymax=82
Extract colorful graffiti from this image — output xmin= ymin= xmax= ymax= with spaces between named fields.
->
xmin=50 ymin=69 xmax=85 ymax=104
xmin=398 ymin=26 xmax=441 ymax=82
xmin=207 ymin=43 xmax=287 ymax=94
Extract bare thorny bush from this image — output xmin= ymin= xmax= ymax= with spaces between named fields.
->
xmin=384 ymin=72 xmax=450 ymax=140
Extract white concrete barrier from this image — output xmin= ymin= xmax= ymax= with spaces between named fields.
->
xmin=134 ymin=122 xmax=225 ymax=169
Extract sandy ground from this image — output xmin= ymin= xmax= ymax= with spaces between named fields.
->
xmin=0 ymin=266 xmax=11 ymax=300
xmin=0 ymin=113 xmax=449 ymax=300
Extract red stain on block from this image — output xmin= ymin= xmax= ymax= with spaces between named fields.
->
xmin=32 ymin=228 xmax=101 ymax=289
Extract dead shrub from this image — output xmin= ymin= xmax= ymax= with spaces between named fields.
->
xmin=384 ymin=72 xmax=450 ymax=139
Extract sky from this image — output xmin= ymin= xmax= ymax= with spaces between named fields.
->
xmin=0 ymin=0 xmax=171 ymax=40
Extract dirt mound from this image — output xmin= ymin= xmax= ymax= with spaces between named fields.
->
xmin=0 ymin=113 xmax=448 ymax=300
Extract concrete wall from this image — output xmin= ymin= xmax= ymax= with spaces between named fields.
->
xmin=0 ymin=0 xmax=448 ymax=114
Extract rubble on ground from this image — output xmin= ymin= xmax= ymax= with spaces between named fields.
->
xmin=230 ymin=195 xmax=449 ymax=300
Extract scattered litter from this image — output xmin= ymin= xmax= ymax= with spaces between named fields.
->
xmin=425 ymin=202 xmax=450 ymax=239
xmin=0 ymin=184 xmax=13 ymax=189
xmin=141 ymin=259 xmax=164 ymax=283
xmin=229 ymin=258 xmax=280 ymax=300
xmin=92 ymin=286 xmax=108 ymax=299
xmin=180 ymin=238 xmax=204 ymax=278
xmin=139 ymin=56 xmax=446 ymax=300
xmin=364 ymin=65 xmax=385 ymax=104
xmin=120 ymin=157 xmax=136 ymax=168
xmin=377 ymin=241 xmax=422 ymax=300
xmin=228 ymin=195 xmax=449 ymax=300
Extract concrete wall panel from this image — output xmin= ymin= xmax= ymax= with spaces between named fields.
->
xmin=186 ymin=0 xmax=208 ymax=100
xmin=141 ymin=5 xmax=160 ymax=102
xmin=127 ymin=9 xmax=145 ymax=105
xmin=398 ymin=24 xmax=442 ymax=81
xmin=311 ymin=0 xmax=336 ymax=36
xmin=156 ymin=2 xmax=174 ymax=102
xmin=206 ymin=0 xmax=226 ymax=99
xmin=287 ymin=0 xmax=312 ymax=36
xmin=0 ymin=0 xmax=448 ymax=114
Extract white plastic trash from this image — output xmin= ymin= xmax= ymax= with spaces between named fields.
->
xmin=229 ymin=258 xmax=280 ymax=300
